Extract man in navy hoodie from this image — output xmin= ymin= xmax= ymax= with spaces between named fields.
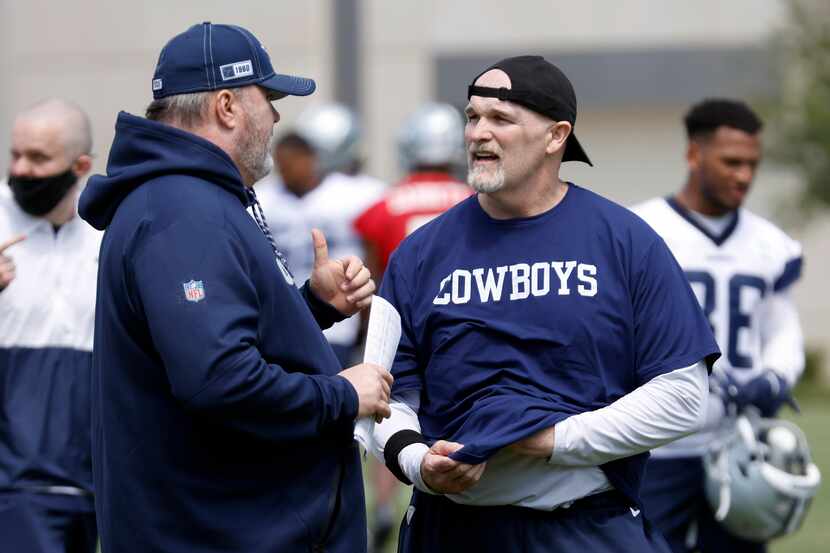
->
xmin=78 ymin=23 xmax=392 ymax=553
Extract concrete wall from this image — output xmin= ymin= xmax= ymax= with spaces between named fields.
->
xmin=0 ymin=0 xmax=334 ymax=177
xmin=362 ymin=0 xmax=787 ymax=182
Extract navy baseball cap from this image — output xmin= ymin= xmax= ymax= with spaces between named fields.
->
xmin=151 ymin=22 xmax=316 ymax=100
xmin=468 ymin=55 xmax=592 ymax=166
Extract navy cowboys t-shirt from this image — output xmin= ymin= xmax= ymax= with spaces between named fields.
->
xmin=380 ymin=184 xmax=720 ymax=506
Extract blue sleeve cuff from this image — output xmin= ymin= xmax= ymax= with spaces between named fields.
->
xmin=301 ymin=280 xmax=348 ymax=330
xmin=311 ymin=374 xmax=360 ymax=439
xmin=637 ymin=348 xmax=720 ymax=385
xmin=773 ymin=256 xmax=803 ymax=292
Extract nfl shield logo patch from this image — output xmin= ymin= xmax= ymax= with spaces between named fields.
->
xmin=182 ymin=280 xmax=205 ymax=303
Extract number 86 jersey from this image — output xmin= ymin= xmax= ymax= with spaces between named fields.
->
xmin=632 ymin=197 xmax=804 ymax=387
xmin=632 ymin=197 xmax=804 ymax=457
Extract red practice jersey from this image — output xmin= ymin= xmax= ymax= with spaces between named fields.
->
xmin=354 ymin=172 xmax=473 ymax=274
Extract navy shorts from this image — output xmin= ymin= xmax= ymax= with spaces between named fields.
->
xmin=0 ymin=490 xmax=97 ymax=553
xmin=641 ymin=457 xmax=765 ymax=553
xmin=398 ymin=489 xmax=672 ymax=553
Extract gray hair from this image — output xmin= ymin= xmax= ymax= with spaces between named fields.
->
xmin=145 ymin=91 xmax=214 ymax=129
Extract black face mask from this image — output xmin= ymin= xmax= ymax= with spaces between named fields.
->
xmin=7 ymin=169 xmax=78 ymax=217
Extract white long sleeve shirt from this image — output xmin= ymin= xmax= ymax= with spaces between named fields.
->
xmin=368 ymin=361 xmax=708 ymax=510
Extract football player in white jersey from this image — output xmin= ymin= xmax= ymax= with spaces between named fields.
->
xmin=254 ymin=104 xmax=385 ymax=366
xmin=0 ymin=99 xmax=100 ymax=552
xmin=633 ymin=98 xmax=805 ymax=553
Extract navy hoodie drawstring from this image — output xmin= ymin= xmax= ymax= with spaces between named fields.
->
xmin=246 ymin=188 xmax=294 ymax=278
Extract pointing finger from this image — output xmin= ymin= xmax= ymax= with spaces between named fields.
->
xmin=0 ymin=266 xmax=15 ymax=289
xmin=0 ymin=235 xmax=26 ymax=254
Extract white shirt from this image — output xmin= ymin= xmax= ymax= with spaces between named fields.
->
xmin=632 ymin=198 xmax=805 ymax=458
xmin=254 ymin=171 xmax=385 ymax=347
xmin=0 ymin=189 xmax=101 ymax=351
xmin=369 ymin=361 xmax=708 ymax=510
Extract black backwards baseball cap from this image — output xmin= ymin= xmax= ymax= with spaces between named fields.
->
xmin=151 ymin=22 xmax=316 ymax=100
xmin=468 ymin=55 xmax=592 ymax=166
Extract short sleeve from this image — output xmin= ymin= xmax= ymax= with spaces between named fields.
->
xmin=632 ymin=236 xmax=720 ymax=384
xmin=773 ymin=235 xmax=803 ymax=293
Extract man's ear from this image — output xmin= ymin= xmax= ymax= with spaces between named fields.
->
xmin=546 ymin=121 xmax=572 ymax=155
xmin=687 ymin=140 xmax=702 ymax=172
xmin=213 ymin=89 xmax=242 ymax=130
xmin=72 ymin=154 xmax=93 ymax=178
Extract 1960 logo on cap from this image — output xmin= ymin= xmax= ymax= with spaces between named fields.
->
xmin=220 ymin=60 xmax=254 ymax=81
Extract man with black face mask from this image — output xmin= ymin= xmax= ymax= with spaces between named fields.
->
xmin=0 ymin=98 xmax=100 ymax=553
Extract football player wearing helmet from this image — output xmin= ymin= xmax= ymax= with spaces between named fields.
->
xmin=255 ymin=103 xmax=385 ymax=366
xmin=355 ymin=103 xmax=472 ymax=280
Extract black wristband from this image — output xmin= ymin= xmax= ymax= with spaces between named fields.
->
xmin=300 ymin=280 xmax=347 ymax=329
xmin=384 ymin=430 xmax=428 ymax=485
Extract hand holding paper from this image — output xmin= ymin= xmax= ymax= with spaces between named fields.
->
xmin=354 ymin=295 xmax=401 ymax=449
xmin=337 ymin=362 xmax=392 ymax=420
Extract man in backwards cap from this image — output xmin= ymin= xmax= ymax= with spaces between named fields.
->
xmin=365 ymin=55 xmax=720 ymax=552
xmin=79 ymin=23 xmax=392 ymax=553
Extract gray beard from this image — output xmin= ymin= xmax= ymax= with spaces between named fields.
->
xmin=240 ymin=125 xmax=276 ymax=183
xmin=467 ymin=163 xmax=505 ymax=193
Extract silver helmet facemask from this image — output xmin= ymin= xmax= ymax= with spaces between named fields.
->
xmin=703 ymin=413 xmax=821 ymax=542
xmin=294 ymin=103 xmax=361 ymax=176
xmin=397 ymin=103 xmax=465 ymax=173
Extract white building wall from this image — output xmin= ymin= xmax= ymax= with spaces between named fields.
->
xmin=1 ymin=0 xmax=827 ymax=375
xmin=0 ymin=0 xmax=334 ymax=177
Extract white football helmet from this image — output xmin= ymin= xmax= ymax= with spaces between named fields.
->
xmin=703 ymin=413 xmax=821 ymax=542
xmin=397 ymin=103 xmax=465 ymax=172
xmin=294 ymin=103 xmax=361 ymax=176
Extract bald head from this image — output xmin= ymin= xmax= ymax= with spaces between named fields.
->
xmin=477 ymin=68 xmax=511 ymax=90
xmin=10 ymin=98 xmax=93 ymax=181
xmin=15 ymin=98 xmax=92 ymax=160
xmin=468 ymin=69 xmax=555 ymax=127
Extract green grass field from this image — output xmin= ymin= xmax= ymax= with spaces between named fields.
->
xmin=366 ymin=389 xmax=830 ymax=553
xmin=770 ymin=390 xmax=830 ymax=553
